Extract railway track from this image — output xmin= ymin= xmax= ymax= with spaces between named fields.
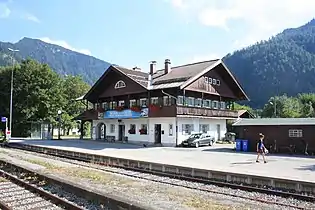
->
xmin=0 ymin=168 xmax=84 ymax=210
xmin=5 ymin=144 xmax=315 ymax=210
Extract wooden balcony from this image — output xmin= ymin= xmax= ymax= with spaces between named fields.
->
xmin=176 ymin=106 xmax=238 ymax=118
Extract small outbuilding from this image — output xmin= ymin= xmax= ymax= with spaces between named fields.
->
xmin=232 ymin=118 xmax=315 ymax=155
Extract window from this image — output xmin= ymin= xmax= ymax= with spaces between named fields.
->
xmin=195 ymin=98 xmax=202 ymax=107
xmin=110 ymin=101 xmax=117 ymax=109
xmin=199 ymin=124 xmax=209 ymax=133
xmin=140 ymin=124 xmax=148 ymax=135
xmin=163 ymin=96 xmax=171 ymax=106
xmin=130 ymin=99 xmax=137 ymax=107
xmin=209 ymin=78 xmax=212 ymax=84
xmin=118 ymin=100 xmax=125 ymax=106
xmin=140 ymin=98 xmax=147 ymax=107
xmin=289 ymin=129 xmax=303 ymax=138
xmin=204 ymin=77 xmax=208 ymax=84
xmin=203 ymin=99 xmax=211 ymax=108
xmin=151 ymin=97 xmax=159 ymax=105
xmin=128 ymin=124 xmax=136 ymax=134
xmin=177 ymin=96 xmax=184 ymax=105
xmin=217 ymin=80 xmax=221 ymax=86
xmin=213 ymin=79 xmax=217 ymax=85
xmin=169 ymin=124 xmax=173 ymax=136
xmin=102 ymin=102 xmax=109 ymax=110
xmin=182 ymin=124 xmax=194 ymax=135
xmin=114 ymin=80 xmax=126 ymax=89
xmin=186 ymin=97 xmax=194 ymax=106
xmin=110 ymin=124 xmax=115 ymax=133
xmin=212 ymin=100 xmax=218 ymax=109
xmin=220 ymin=101 xmax=226 ymax=109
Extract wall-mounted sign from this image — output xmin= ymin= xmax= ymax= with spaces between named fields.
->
xmin=1 ymin=117 xmax=7 ymax=123
xmin=104 ymin=108 xmax=148 ymax=119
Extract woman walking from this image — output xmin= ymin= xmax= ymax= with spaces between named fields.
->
xmin=256 ymin=133 xmax=267 ymax=163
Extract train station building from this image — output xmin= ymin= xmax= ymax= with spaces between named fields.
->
xmin=76 ymin=59 xmax=248 ymax=146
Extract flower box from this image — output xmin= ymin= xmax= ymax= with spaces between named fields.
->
xmin=149 ymin=104 xmax=160 ymax=112
xmin=128 ymin=129 xmax=136 ymax=134
xmin=130 ymin=105 xmax=141 ymax=112
xmin=139 ymin=128 xmax=147 ymax=135
xmin=115 ymin=106 xmax=124 ymax=111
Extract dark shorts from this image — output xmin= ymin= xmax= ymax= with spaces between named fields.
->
xmin=257 ymin=149 xmax=264 ymax=154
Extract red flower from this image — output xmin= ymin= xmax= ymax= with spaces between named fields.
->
xmin=130 ymin=105 xmax=141 ymax=112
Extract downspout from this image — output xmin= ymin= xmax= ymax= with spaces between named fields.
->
xmin=161 ymin=90 xmax=179 ymax=146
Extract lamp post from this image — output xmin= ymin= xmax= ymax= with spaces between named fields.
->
xmin=57 ymin=110 xmax=62 ymax=140
xmin=7 ymin=48 xmax=19 ymax=139
xmin=269 ymin=100 xmax=277 ymax=118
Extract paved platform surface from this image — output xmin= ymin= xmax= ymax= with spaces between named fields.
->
xmin=9 ymin=139 xmax=315 ymax=183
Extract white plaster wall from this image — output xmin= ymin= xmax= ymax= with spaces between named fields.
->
xmin=148 ymin=117 xmax=176 ymax=146
xmin=177 ymin=118 xmax=227 ymax=143
xmin=93 ymin=118 xmax=176 ymax=146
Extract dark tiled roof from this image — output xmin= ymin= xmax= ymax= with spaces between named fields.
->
xmin=114 ymin=65 xmax=149 ymax=88
xmin=153 ymin=60 xmax=219 ymax=85
xmin=113 ymin=59 xmax=219 ymax=88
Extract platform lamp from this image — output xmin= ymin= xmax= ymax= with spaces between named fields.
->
xmin=7 ymin=47 xmax=19 ymax=139
xmin=57 ymin=110 xmax=62 ymax=140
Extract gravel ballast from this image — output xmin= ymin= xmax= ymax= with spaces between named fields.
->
xmin=0 ymin=148 xmax=314 ymax=210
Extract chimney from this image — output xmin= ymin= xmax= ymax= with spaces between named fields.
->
xmin=133 ymin=66 xmax=141 ymax=71
xmin=164 ymin=59 xmax=171 ymax=74
xmin=148 ymin=61 xmax=156 ymax=89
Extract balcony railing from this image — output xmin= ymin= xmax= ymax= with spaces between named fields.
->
xmin=176 ymin=106 xmax=238 ymax=118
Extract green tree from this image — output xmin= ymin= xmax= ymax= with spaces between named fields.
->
xmin=0 ymin=59 xmax=66 ymax=136
xmin=61 ymin=75 xmax=90 ymax=135
xmin=261 ymin=95 xmax=302 ymax=118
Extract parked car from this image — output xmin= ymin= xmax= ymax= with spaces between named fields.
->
xmin=181 ymin=133 xmax=215 ymax=148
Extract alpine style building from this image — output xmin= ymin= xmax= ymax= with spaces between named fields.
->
xmin=77 ymin=59 xmax=249 ymax=146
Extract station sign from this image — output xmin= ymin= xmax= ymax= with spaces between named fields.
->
xmin=1 ymin=117 xmax=7 ymax=123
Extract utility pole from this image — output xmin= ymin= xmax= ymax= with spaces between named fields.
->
xmin=7 ymin=48 xmax=19 ymax=139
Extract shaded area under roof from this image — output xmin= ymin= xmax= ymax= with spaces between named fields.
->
xmin=233 ymin=118 xmax=315 ymax=126
xmin=72 ymin=109 xmax=98 ymax=121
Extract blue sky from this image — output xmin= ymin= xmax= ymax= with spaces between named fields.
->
xmin=1 ymin=0 xmax=315 ymax=70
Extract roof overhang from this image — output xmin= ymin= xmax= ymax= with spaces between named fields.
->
xmin=179 ymin=59 xmax=249 ymax=101
xmin=233 ymin=118 xmax=315 ymax=126
xmin=179 ymin=59 xmax=221 ymax=89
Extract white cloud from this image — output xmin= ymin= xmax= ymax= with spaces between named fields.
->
xmin=0 ymin=3 xmax=10 ymax=18
xmin=25 ymin=13 xmax=40 ymax=23
xmin=169 ymin=0 xmax=315 ymax=48
xmin=39 ymin=37 xmax=92 ymax=56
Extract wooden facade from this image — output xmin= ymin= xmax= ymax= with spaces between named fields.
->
xmin=233 ymin=119 xmax=315 ymax=155
xmin=81 ymin=60 xmax=248 ymax=120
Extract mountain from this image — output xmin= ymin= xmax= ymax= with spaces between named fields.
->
xmin=0 ymin=37 xmax=111 ymax=85
xmin=224 ymin=19 xmax=315 ymax=108
xmin=2 ymin=19 xmax=315 ymax=108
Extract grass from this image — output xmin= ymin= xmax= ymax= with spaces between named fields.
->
xmin=183 ymin=197 xmax=237 ymax=210
xmin=22 ymin=158 xmax=135 ymax=187
xmin=62 ymin=167 xmax=136 ymax=187
xmin=24 ymin=159 xmax=62 ymax=170
xmin=0 ymin=177 xmax=7 ymax=182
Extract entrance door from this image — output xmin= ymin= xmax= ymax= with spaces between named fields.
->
xmin=97 ymin=123 xmax=106 ymax=140
xmin=118 ymin=125 xmax=125 ymax=141
xmin=216 ymin=124 xmax=221 ymax=141
xmin=154 ymin=124 xmax=162 ymax=144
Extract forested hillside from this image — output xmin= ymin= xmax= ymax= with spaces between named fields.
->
xmin=2 ymin=19 xmax=315 ymax=108
xmin=224 ymin=19 xmax=315 ymax=108
xmin=0 ymin=38 xmax=110 ymax=85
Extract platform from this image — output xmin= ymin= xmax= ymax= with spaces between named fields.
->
xmin=9 ymin=139 xmax=315 ymax=183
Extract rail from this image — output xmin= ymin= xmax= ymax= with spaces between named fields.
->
xmin=0 ymin=157 xmax=149 ymax=210
xmin=7 ymin=143 xmax=315 ymax=202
